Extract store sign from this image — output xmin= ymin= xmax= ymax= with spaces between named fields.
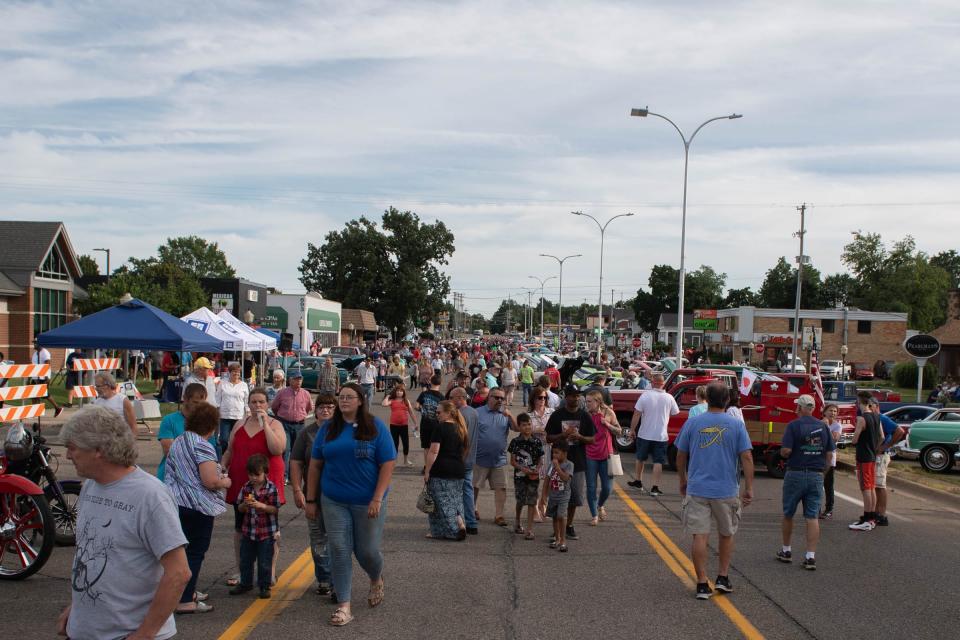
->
xmin=693 ymin=309 xmax=718 ymax=331
xmin=212 ymin=293 xmax=234 ymax=311
xmin=802 ymin=327 xmax=823 ymax=350
xmin=260 ymin=306 xmax=288 ymax=331
xmin=307 ymin=308 xmax=341 ymax=333
xmin=755 ymin=333 xmax=793 ymax=345
xmin=903 ymin=334 xmax=940 ymax=359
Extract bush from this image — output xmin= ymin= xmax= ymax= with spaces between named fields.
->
xmin=892 ymin=361 xmax=939 ymax=389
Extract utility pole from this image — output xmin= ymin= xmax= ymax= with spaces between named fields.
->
xmin=790 ymin=203 xmax=807 ymax=371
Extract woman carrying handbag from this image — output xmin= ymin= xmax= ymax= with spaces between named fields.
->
xmin=584 ymin=390 xmax=621 ymax=526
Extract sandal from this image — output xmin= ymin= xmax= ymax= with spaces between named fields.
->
xmin=599 ymin=506 xmax=607 ymax=521
xmin=367 ymin=579 xmax=384 ymax=608
xmin=514 ymin=524 xmax=525 ymax=534
xmin=549 ymin=541 xmax=558 ymax=549
xmin=524 ymin=531 xmax=535 ymax=540
xmin=590 ymin=516 xmax=599 ymax=526
xmin=225 ymin=574 xmax=240 ymax=587
xmin=558 ymin=544 xmax=568 ymax=553
xmin=176 ymin=601 xmax=214 ymax=614
xmin=494 ymin=517 xmax=508 ymax=527
xmin=329 ymin=608 xmax=354 ymax=626
xmin=194 ymin=591 xmax=209 ymax=602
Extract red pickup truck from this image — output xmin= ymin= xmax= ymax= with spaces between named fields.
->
xmin=610 ymin=369 xmax=857 ymax=477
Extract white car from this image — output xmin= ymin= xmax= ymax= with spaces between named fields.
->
xmin=819 ymin=359 xmax=850 ymax=380
xmin=782 ymin=357 xmax=806 ymax=373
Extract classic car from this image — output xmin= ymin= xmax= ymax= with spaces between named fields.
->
xmin=884 ymin=405 xmax=939 ymax=458
xmin=284 ymin=356 xmax=364 ymax=388
xmin=852 ymin=363 xmax=875 ymax=381
xmin=901 ymin=408 xmax=960 ymax=472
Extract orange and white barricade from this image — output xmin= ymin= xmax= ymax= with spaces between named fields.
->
xmin=0 ymin=364 xmax=48 ymax=423
xmin=71 ymin=358 xmax=123 ymax=399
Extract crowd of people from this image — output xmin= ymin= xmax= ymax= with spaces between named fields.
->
xmin=50 ymin=336 xmax=911 ymax=637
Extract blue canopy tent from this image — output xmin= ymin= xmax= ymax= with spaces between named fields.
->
xmin=36 ymin=298 xmax=224 ymax=352
xmin=256 ymin=328 xmax=281 ymax=342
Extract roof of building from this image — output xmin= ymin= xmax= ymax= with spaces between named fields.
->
xmin=0 ymin=221 xmax=76 ymax=271
xmin=930 ymin=290 xmax=960 ymax=345
xmin=341 ymin=308 xmax=378 ymax=332
xmin=0 ymin=270 xmax=24 ymax=295
xmin=657 ymin=313 xmax=696 ymax=330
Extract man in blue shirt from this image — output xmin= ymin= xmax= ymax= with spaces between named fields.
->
xmin=676 ymin=382 xmax=754 ymax=600
xmin=869 ymin=399 xmax=905 ymax=527
xmin=777 ymin=394 xmax=836 ymax=570
xmin=473 ymin=389 xmax=518 ymax=526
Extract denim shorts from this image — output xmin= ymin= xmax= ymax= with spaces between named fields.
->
xmin=635 ymin=438 xmax=668 ymax=464
xmin=782 ymin=469 xmax=824 ymax=519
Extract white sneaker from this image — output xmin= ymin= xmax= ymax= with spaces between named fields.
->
xmin=848 ymin=519 xmax=875 ymax=531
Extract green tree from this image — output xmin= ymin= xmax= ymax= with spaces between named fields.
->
xmin=77 ymin=254 xmax=100 ymax=276
xmin=722 ymin=287 xmax=758 ymax=308
xmin=630 ymin=264 xmax=725 ymax=330
xmin=930 ymin=250 xmax=960 ymax=288
xmin=75 ymin=262 xmax=207 ymax=318
xmin=821 ymin=273 xmax=857 ymax=308
xmin=758 ymin=257 xmax=824 ymax=309
xmin=298 ymin=207 xmax=455 ymax=334
xmin=130 ymin=236 xmax=236 ymax=279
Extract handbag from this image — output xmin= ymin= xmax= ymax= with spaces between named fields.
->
xmin=416 ymin=486 xmax=436 ymax=514
xmin=607 ymin=454 xmax=624 ymax=477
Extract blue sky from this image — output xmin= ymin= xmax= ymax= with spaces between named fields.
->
xmin=1 ymin=1 xmax=958 ymax=316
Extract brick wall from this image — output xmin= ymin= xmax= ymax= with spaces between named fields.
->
xmin=1 ymin=286 xmax=70 ymax=368
xmin=752 ymin=315 xmax=907 ymax=365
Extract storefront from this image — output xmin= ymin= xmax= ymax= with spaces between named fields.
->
xmin=265 ymin=292 xmax=342 ymax=350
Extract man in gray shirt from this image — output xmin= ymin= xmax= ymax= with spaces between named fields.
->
xmin=57 ymin=406 xmax=189 ymax=640
xmin=450 ymin=387 xmax=480 ymax=535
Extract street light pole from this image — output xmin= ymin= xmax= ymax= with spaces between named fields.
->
xmin=540 ymin=253 xmax=581 ymax=347
xmin=571 ymin=212 xmax=634 ymax=362
xmin=528 ymin=275 xmax=556 ymax=344
xmin=630 ymin=107 xmax=741 ymax=361
xmin=791 ymin=204 xmax=807 ymax=372
xmin=93 ymin=247 xmax=111 ymax=279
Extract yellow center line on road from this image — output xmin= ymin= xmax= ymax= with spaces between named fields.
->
xmin=614 ymin=484 xmax=765 ymax=640
xmin=216 ymin=548 xmax=314 ymax=640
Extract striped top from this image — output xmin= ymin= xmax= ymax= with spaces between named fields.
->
xmin=164 ymin=431 xmax=227 ymax=517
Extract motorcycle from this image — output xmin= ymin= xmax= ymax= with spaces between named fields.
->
xmin=0 ymin=454 xmax=56 ymax=580
xmin=3 ymin=423 xmax=81 ymax=546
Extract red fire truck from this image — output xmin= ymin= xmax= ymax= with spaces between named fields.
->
xmin=610 ymin=368 xmax=857 ymax=477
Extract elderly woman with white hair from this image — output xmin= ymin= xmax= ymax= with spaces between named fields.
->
xmin=266 ymin=369 xmax=286 ymax=404
xmin=57 ymin=407 xmax=190 ymax=639
xmin=92 ymin=371 xmax=137 ymax=436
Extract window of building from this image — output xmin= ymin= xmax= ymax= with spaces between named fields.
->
xmin=34 ymin=288 xmax=68 ymax=335
xmin=821 ymin=319 xmax=836 ymax=333
xmin=37 ymin=244 xmax=69 ymax=281
xmin=247 ymin=290 xmax=259 ymax=302
xmin=857 ymin=320 xmax=872 ymax=334
xmin=722 ymin=317 xmax=738 ymax=331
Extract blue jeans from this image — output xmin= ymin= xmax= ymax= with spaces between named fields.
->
xmin=280 ymin=420 xmax=304 ymax=479
xmin=585 ymin=457 xmax=612 ymax=518
xmin=307 ymin=505 xmax=331 ymax=586
xmin=239 ymin=537 xmax=275 ymax=589
xmin=178 ymin=506 xmax=214 ymax=603
xmin=522 ymin=383 xmax=533 ymax=406
xmin=322 ymin=494 xmax=387 ymax=603
xmin=218 ymin=418 xmax=238 ymax=457
xmin=361 ymin=383 xmax=374 ymax=409
xmin=463 ymin=467 xmax=477 ymax=528
xmin=782 ymin=469 xmax=824 ymax=519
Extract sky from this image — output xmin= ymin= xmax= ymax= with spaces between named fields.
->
xmin=2 ymin=1 xmax=958 ymax=318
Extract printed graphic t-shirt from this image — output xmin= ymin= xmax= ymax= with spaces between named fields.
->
xmin=675 ymin=412 xmax=752 ymax=499
xmin=69 ymin=467 xmax=187 ymax=640
xmin=782 ymin=415 xmax=835 ymax=471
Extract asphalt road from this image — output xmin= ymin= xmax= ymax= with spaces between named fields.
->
xmin=5 ymin=390 xmax=959 ymax=640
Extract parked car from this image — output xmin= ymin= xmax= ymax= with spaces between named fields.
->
xmin=852 ymin=363 xmax=875 ymax=380
xmin=819 ymin=360 xmax=850 ymax=380
xmin=323 ymin=345 xmax=362 ymax=357
xmin=781 ymin=357 xmax=806 ymax=373
xmin=885 ymin=405 xmax=940 ymax=458
xmin=901 ymin=408 xmax=960 ymax=472
xmin=284 ymin=356 xmax=363 ymax=388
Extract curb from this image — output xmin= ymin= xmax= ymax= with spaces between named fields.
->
xmin=836 ymin=459 xmax=960 ymax=505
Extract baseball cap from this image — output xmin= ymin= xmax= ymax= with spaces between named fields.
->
xmin=563 ymin=383 xmax=581 ymax=396
xmin=194 ymin=357 xmax=214 ymax=369
xmin=289 ymin=369 xmax=304 ymax=379
xmin=794 ymin=394 xmax=816 ymax=408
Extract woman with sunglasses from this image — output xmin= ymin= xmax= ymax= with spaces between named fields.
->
xmin=528 ymin=388 xmax=554 ymax=521
xmin=381 ymin=382 xmax=414 ymax=467
xmin=290 ymin=393 xmax=337 ymax=599
xmin=305 ymin=382 xmax=396 ymax=627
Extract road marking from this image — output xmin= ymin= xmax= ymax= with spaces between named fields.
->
xmin=216 ymin=548 xmax=314 ymax=640
xmin=833 ymin=490 xmax=911 ymax=521
xmin=614 ymin=485 xmax=765 ymax=640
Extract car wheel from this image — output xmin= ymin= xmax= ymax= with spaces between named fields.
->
xmin=765 ymin=450 xmax=786 ymax=479
xmin=615 ymin=419 xmax=635 ymax=452
xmin=919 ymin=445 xmax=955 ymax=473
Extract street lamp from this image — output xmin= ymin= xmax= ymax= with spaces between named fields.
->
xmin=540 ymin=253 xmax=581 ymax=347
xmin=93 ymin=247 xmax=111 ymax=278
xmin=571 ymin=211 xmax=634 ymax=361
xmin=840 ymin=344 xmax=849 ymax=381
xmin=349 ymin=322 xmax=355 ymax=345
xmin=747 ymin=341 xmax=755 ymax=366
xmin=528 ymin=275 xmax=556 ymax=343
xmin=630 ymin=106 xmax=741 ymax=359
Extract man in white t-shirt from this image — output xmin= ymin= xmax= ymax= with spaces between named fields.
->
xmin=627 ymin=372 xmax=679 ymax=496
xmin=32 ymin=342 xmax=64 ymax=416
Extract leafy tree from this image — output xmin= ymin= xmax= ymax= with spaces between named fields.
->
xmin=758 ymin=257 xmax=824 ymax=309
xmin=821 ymin=273 xmax=857 ymax=308
xmin=722 ymin=287 xmax=758 ymax=308
xmin=631 ymin=264 xmax=726 ymax=330
xmin=841 ymin=232 xmax=886 ymax=284
xmin=75 ymin=262 xmax=207 ymax=318
xmin=130 ymin=236 xmax=236 ymax=279
xmin=77 ymin=254 xmax=100 ymax=276
xmin=930 ymin=250 xmax=960 ymax=288
xmin=299 ymin=207 xmax=455 ymax=335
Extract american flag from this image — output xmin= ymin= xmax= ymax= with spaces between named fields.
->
xmin=809 ymin=349 xmax=825 ymax=397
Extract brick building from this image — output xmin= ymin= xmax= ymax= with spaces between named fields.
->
xmin=705 ymin=306 xmax=909 ymax=366
xmin=0 ymin=221 xmax=84 ymax=368
xmin=930 ymin=290 xmax=960 ymax=377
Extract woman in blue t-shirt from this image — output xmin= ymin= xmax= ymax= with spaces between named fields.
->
xmin=305 ymin=382 xmax=396 ymax=627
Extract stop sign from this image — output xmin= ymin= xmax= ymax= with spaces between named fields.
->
xmin=755 ymin=343 xmax=765 ymax=354
xmin=632 ymin=338 xmax=641 ymax=348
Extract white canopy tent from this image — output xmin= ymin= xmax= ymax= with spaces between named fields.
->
xmin=216 ymin=309 xmax=278 ymax=351
xmin=181 ymin=307 xmax=250 ymax=350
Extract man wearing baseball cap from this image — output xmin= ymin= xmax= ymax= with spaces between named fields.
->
xmin=182 ymin=356 xmax=218 ymax=407
xmin=777 ymin=394 xmax=835 ymax=570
